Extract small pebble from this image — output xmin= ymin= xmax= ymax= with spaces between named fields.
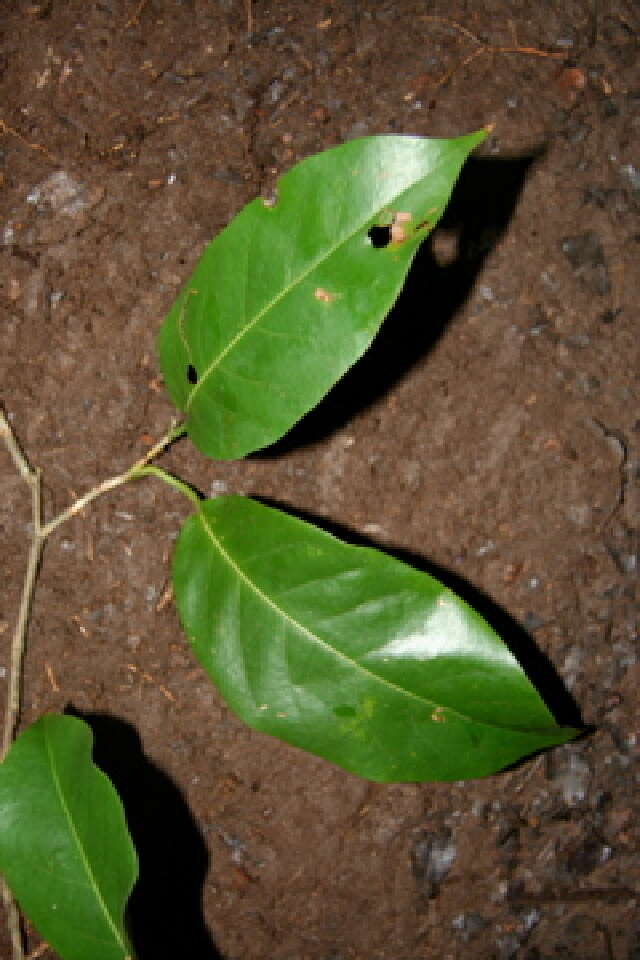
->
xmin=411 ymin=828 xmax=457 ymax=899
xmin=621 ymin=163 xmax=640 ymax=192
xmin=452 ymin=912 xmax=488 ymax=942
xmin=553 ymin=750 xmax=591 ymax=806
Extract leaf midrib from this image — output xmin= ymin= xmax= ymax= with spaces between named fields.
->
xmin=197 ymin=509 xmax=473 ymax=723
xmin=184 ymin=150 xmax=451 ymax=413
xmin=45 ymin=724 xmax=128 ymax=954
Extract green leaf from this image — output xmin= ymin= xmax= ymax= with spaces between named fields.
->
xmin=173 ymin=497 xmax=577 ymax=782
xmin=0 ymin=714 xmax=137 ymax=960
xmin=158 ymin=131 xmax=486 ymax=459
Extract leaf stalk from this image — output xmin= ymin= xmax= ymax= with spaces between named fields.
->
xmin=131 ymin=465 xmax=201 ymax=506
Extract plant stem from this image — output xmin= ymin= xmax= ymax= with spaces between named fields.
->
xmin=1 ymin=413 xmax=187 ymax=749
xmin=3 ymin=472 xmax=43 ymax=758
xmin=132 ymin=465 xmax=201 ymax=506
xmin=1 ymin=882 xmax=24 ymax=960
xmin=0 ymin=409 xmax=39 ymax=960
xmin=40 ymin=419 xmax=187 ymax=539
xmin=0 ymin=409 xmax=187 ymax=960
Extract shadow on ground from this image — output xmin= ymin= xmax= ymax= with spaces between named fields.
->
xmin=66 ymin=709 xmax=223 ymax=960
xmin=253 ymin=151 xmax=541 ymax=456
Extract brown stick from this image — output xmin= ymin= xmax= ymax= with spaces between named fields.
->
xmin=0 ymin=120 xmax=59 ymax=165
xmin=421 ymin=15 xmax=566 ymax=91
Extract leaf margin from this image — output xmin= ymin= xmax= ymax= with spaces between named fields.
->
xmin=0 ymin=713 xmax=138 ymax=960
xmin=172 ymin=495 xmax=578 ymax=783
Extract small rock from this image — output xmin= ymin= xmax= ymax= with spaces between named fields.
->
xmin=267 ymin=79 xmax=285 ymax=103
xmin=551 ymin=748 xmax=592 ymax=806
xmin=561 ymin=232 xmax=610 ymax=295
xmin=452 ymin=912 xmax=488 ymax=942
xmin=496 ymin=933 xmax=521 ymax=960
xmin=2 ymin=221 xmax=17 ymax=245
xmin=411 ymin=828 xmax=456 ymax=899
xmin=566 ymin=829 xmax=612 ymax=875
xmin=24 ymin=269 xmax=48 ymax=318
xmin=563 ymin=644 xmax=584 ymax=689
xmin=621 ymin=163 xmax=640 ymax=192
xmin=27 ymin=170 xmax=99 ymax=217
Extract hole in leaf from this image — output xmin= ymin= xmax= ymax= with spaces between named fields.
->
xmin=186 ymin=364 xmax=198 ymax=384
xmin=367 ymin=224 xmax=392 ymax=248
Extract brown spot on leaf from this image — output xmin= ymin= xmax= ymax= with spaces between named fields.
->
xmin=391 ymin=222 xmax=407 ymax=244
xmin=314 ymin=287 xmax=335 ymax=303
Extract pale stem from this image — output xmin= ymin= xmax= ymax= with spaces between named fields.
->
xmin=0 ymin=409 xmax=187 ymax=960
xmin=132 ymin=465 xmax=201 ymax=507
xmin=2 ymin=467 xmax=43 ymax=758
xmin=0 ymin=409 xmax=39 ymax=960
xmin=40 ymin=419 xmax=187 ymax=539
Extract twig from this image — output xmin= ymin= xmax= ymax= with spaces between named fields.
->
xmin=0 ymin=414 xmax=32 ymax=958
xmin=1 ymin=882 xmax=25 ymax=960
xmin=0 ymin=411 xmax=42 ymax=760
xmin=40 ymin=419 xmax=186 ymax=539
xmin=423 ymin=14 xmax=480 ymax=45
xmin=421 ymin=15 xmax=566 ymax=91
xmin=0 ymin=120 xmax=59 ymax=166
xmin=1 ymin=408 xmax=186 ymax=960
xmin=2 ymin=485 xmax=43 ymax=758
xmin=0 ymin=409 xmax=33 ymax=482
xmin=124 ymin=0 xmax=148 ymax=29
xmin=133 ymin=464 xmax=201 ymax=507
xmin=1 ymin=410 xmax=185 ymax=752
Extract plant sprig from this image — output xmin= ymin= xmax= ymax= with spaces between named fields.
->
xmin=0 ymin=410 xmax=186 ymax=960
xmin=0 ymin=408 xmax=186 ymax=758
xmin=0 ymin=133 xmax=579 ymax=960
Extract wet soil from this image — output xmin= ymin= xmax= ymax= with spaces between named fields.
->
xmin=1 ymin=1 xmax=639 ymax=958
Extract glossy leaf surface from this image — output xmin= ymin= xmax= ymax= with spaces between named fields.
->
xmin=158 ymin=131 xmax=486 ymax=459
xmin=173 ymin=497 xmax=576 ymax=782
xmin=0 ymin=715 xmax=137 ymax=960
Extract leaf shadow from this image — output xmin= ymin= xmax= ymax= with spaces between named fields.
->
xmin=253 ymin=497 xmax=584 ymax=736
xmin=252 ymin=150 xmax=543 ymax=457
xmin=65 ymin=708 xmax=224 ymax=960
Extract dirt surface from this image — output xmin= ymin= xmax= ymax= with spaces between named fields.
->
xmin=1 ymin=1 xmax=639 ymax=958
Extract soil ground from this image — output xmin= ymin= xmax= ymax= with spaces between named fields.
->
xmin=1 ymin=1 xmax=639 ymax=958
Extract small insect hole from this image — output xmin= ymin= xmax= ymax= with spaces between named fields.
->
xmin=367 ymin=224 xmax=392 ymax=249
xmin=186 ymin=364 xmax=198 ymax=384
